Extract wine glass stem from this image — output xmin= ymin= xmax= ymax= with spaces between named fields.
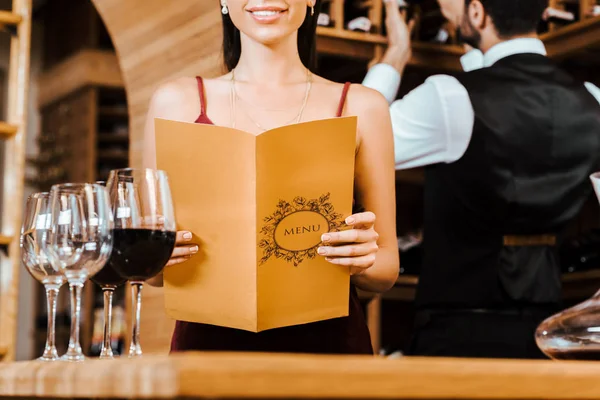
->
xmin=99 ymin=287 xmax=115 ymax=359
xmin=128 ymin=282 xmax=143 ymax=358
xmin=41 ymin=284 xmax=60 ymax=360
xmin=66 ymin=282 xmax=84 ymax=358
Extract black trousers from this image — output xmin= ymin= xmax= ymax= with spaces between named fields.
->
xmin=407 ymin=307 xmax=558 ymax=359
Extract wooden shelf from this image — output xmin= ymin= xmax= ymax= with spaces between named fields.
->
xmin=98 ymin=133 xmax=129 ymax=144
xmin=316 ymin=27 xmax=464 ymax=72
xmin=0 ymin=11 xmax=21 ymax=26
xmin=97 ymin=150 xmax=128 ymax=162
xmin=542 ymin=15 xmax=600 ymax=60
xmin=0 ymin=122 xmax=17 ymax=139
xmin=98 ymin=106 xmax=128 ymax=119
xmin=37 ymin=50 xmax=124 ymax=108
xmin=317 ymin=16 xmax=600 ymax=71
xmin=385 ymin=270 xmax=600 ymax=302
xmin=0 ymin=235 xmax=13 ymax=246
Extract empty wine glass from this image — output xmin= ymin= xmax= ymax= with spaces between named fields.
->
xmin=20 ymin=192 xmax=66 ymax=361
xmin=106 ymin=168 xmax=176 ymax=358
xmin=41 ymin=183 xmax=113 ymax=362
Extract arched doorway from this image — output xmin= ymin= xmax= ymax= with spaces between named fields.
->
xmin=90 ymin=0 xmax=223 ymax=354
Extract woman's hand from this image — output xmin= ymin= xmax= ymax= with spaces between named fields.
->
xmin=167 ymin=230 xmax=199 ymax=266
xmin=317 ymin=212 xmax=379 ymax=276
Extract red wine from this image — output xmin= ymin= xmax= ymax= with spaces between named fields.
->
xmin=547 ymin=349 xmax=600 ymax=360
xmin=91 ymin=260 xmax=127 ymax=288
xmin=109 ymin=228 xmax=176 ymax=281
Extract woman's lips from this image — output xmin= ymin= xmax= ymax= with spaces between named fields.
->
xmin=247 ymin=9 xmax=287 ymax=23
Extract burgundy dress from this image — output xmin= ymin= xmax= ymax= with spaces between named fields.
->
xmin=169 ymin=77 xmax=373 ymax=355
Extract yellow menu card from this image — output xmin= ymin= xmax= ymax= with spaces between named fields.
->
xmin=155 ymin=117 xmax=357 ymax=332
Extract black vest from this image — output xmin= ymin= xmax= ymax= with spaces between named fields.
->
xmin=416 ymin=53 xmax=600 ymax=310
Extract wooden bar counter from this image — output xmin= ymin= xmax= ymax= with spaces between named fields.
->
xmin=1 ymin=352 xmax=600 ymax=399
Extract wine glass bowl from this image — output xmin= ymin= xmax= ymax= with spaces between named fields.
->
xmin=20 ymin=192 xmax=66 ymax=361
xmin=106 ymin=168 xmax=176 ymax=357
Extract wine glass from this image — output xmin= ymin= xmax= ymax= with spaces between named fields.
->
xmin=41 ymin=183 xmax=113 ymax=362
xmin=90 ymin=180 xmax=127 ymax=359
xmin=106 ymin=168 xmax=176 ymax=358
xmin=20 ymin=192 xmax=66 ymax=361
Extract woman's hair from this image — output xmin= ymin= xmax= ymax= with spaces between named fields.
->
xmin=221 ymin=0 xmax=322 ymax=72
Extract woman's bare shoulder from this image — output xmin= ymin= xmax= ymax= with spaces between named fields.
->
xmin=148 ymin=74 xmax=227 ymax=121
xmin=148 ymin=77 xmax=198 ymax=119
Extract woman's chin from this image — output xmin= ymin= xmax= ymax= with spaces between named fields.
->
xmin=247 ymin=29 xmax=296 ymax=46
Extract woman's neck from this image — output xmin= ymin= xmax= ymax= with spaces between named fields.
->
xmin=234 ymin=33 xmax=308 ymax=86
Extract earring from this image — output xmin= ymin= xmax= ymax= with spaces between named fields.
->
xmin=310 ymin=3 xmax=315 ymax=16
xmin=221 ymin=0 xmax=229 ymax=15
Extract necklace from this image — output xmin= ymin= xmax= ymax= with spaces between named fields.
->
xmin=230 ymin=68 xmax=312 ymax=131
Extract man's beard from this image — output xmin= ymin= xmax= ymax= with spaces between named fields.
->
xmin=457 ymin=13 xmax=482 ymax=49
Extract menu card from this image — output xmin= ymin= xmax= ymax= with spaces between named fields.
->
xmin=155 ymin=117 xmax=357 ymax=332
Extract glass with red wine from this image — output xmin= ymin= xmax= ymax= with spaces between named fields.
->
xmin=90 ymin=180 xmax=127 ymax=359
xmin=105 ymin=168 xmax=176 ymax=358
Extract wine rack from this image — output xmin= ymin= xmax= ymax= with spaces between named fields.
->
xmin=316 ymin=0 xmax=600 ymax=70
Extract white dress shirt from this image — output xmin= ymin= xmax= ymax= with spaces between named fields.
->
xmin=362 ymin=38 xmax=600 ymax=170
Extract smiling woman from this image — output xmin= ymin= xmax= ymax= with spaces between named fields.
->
xmin=140 ymin=0 xmax=398 ymax=356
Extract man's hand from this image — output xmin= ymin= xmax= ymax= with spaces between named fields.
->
xmin=381 ymin=0 xmax=415 ymax=74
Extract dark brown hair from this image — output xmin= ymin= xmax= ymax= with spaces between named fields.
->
xmin=466 ymin=0 xmax=547 ymax=37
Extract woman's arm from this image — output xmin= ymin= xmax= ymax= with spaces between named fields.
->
xmin=142 ymin=79 xmax=200 ymax=287
xmin=321 ymin=85 xmax=399 ymax=293
xmin=351 ymin=86 xmax=399 ymax=292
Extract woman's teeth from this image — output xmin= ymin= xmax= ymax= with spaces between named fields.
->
xmin=252 ymin=11 xmax=281 ymax=16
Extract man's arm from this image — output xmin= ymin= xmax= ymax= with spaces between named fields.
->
xmin=388 ymin=76 xmax=474 ymax=169
xmin=362 ymin=0 xmax=474 ymax=170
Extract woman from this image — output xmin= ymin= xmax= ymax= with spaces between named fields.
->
xmin=143 ymin=0 xmax=398 ymax=354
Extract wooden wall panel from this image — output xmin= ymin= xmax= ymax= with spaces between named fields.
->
xmin=90 ymin=0 xmax=223 ymax=354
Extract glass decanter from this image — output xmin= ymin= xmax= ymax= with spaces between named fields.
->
xmin=535 ymin=172 xmax=600 ymax=360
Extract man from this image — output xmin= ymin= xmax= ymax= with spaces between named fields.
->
xmin=362 ymin=0 xmax=600 ymax=359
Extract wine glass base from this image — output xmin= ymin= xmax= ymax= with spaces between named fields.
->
xmin=36 ymin=355 xmax=61 ymax=362
xmin=60 ymin=353 xmax=87 ymax=362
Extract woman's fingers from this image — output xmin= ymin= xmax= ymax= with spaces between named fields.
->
xmin=168 ymin=230 xmax=198 ymax=265
xmin=318 ymin=241 xmax=378 ymax=258
xmin=171 ymin=244 xmax=198 ymax=258
xmin=321 ymin=228 xmax=378 ymax=245
xmin=345 ymin=211 xmax=376 ymax=229
xmin=176 ymin=230 xmax=193 ymax=244
xmin=166 ymin=256 xmax=191 ymax=267
xmin=327 ymin=253 xmax=377 ymax=269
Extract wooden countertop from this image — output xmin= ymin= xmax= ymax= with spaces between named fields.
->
xmin=1 ymin=352 xmax=600 ymax=399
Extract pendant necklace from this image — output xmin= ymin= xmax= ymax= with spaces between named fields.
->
xmin=230 ymin=69 xmax=312 ymax=131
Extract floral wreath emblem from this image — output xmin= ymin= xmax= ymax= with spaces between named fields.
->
xmin=259 ymin=193 xmax=345 ymax=267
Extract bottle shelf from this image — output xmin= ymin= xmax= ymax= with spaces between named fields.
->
xmin=316 ymin=0 xmax=600 ymax=69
